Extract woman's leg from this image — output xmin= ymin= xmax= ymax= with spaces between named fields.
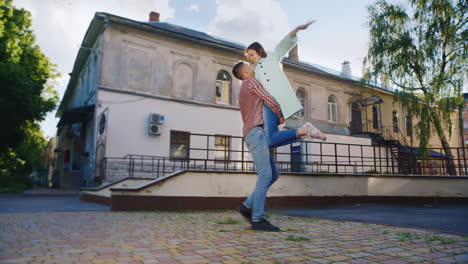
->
xmin=263 ymin=104 xmax=299 ymax=148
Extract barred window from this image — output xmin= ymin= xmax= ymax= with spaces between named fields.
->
xmin=170 ymin=131 xmax=190 ymax=159
xmin=215 ymin=135 xmax=231 ymax=161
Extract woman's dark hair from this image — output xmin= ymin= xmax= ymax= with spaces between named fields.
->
xmin=246 ymin=42 xmax=267 ymax=58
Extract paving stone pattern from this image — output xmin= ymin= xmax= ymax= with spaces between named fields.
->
xmin=0 ymin=211 xmax=467 ymax=264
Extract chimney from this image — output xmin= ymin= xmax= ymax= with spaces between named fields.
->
xmin=288 ymin=45 xmax=299 ymax=62
xmin=341 ymin=61 xmax=351 ymax=76
xmin=149 ymin=11 xmax=160 ymax=22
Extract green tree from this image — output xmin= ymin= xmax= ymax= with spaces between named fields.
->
xmin=364 ymin=0 xmax=467 ymax=175
xmin=0 ymin=0 xmax=58 ymax=187
xmin=0 ymin=0 xmax=58 ymax=152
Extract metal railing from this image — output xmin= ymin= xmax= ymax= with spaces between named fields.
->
xmin=97 ymin=132 xmax=468 ymax=180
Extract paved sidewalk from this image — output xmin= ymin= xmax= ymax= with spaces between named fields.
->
xmin=1 ymin=211 xmax=467 ymax=264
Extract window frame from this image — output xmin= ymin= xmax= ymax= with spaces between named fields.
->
xmin=215 ymin=70 xmax=232 ymax=105
xmin=214 ymin=135 xmax=231 ymax=161
xmin=392 ymin=110 xmax=399 ymax=133
xmin=328 ymin=95 xmax=337 ymax=122
xmin=295 ymin=89 xmax=306 ymax=118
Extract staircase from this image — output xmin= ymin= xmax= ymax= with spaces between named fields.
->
xmin=366 ymin=127 xmax=414 ymax=174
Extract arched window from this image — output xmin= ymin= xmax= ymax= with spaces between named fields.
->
xmin=215 ymin=70 xmax=232 ymax=104
xmin=295 ymin=89 xmax=306 ymax=117
xmin=328 ymin=96 xmax=337 ymax=122
xmin=372 ymin=105 xmax=381 ymax=129
xmin=392 ymin=111 xmax=399 ymax=132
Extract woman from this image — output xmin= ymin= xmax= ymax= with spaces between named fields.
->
xmin=246 ymin=21 xmax=326 ymax=145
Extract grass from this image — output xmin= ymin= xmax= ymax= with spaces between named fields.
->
xmin=396 ymin=232 xmax=456 ymax=244
xmin=216 ymin=218 xmax=241 ymax=225
xmin=422 ymin=235 xmax=455 ymax=244
xmin=285 ymin=235 xmax=310 ymax=242
xmin=396 ymin=232 xmax=420 ymax=241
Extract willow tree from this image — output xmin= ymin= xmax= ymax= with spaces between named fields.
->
xmin=365 ymin=0 xmax=467 ymax=175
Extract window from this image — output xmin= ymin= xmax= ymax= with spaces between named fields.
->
xmin=405 ymin=115 xmax=413 ymax=137
xmin=328 ymin=96 xmax=337 ymax=122
xmin=372 ymin=105 xmax=381 ymax=129
xmin=170 ymin=131 xmax=190 ymax=159
xmin=215 ymin=135 xmax=231 ymax=161
xmin=215 ymin=70 xmax=232 ymax=104
xmin=392 ymin=111 xmax=399 ymax=132
xmin=295 ymin=89 xmax=306 ymax=117
xmin=464 ymin=120 xmax=468 ymax=129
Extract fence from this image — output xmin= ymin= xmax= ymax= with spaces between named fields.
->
xmin=98 ymin=132 xmax=468 ymax=181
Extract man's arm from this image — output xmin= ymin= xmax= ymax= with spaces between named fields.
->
xmin=247 ymin=79 xmax=283 ymax=118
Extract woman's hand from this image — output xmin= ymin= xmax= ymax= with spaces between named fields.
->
xmin=297 ymin=20 xmax=315 ymax=30
xmin=290 ymin=20 xmax=316 ymax=36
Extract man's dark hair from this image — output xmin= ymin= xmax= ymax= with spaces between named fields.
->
xmin=232 ymin=61 xmax=245 ymax=80
xmin=246 ymin=42 xmax=267 ymax=58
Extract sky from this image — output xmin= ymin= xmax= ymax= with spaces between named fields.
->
xmin=13 ymin=0 xmax=379 ymax=139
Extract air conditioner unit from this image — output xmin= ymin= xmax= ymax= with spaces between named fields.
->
xmin=149 ymin=123 xmax=163 ymax=136
xmin=149 ymin=113 xmax=164 ymax=124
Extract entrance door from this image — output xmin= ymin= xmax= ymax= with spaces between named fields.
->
xmin=350 ymin=102 xmax=362 ymax=134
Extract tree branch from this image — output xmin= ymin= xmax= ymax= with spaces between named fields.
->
xmin=389 ymin=77 xmax=425 ymax=91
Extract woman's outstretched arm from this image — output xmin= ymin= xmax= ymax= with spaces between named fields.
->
xmin=289 ymin=20 xmax=315 ymax=37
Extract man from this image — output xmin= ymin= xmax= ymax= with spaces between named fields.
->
xmin=232 ymin=61 xmax=310 ymax=231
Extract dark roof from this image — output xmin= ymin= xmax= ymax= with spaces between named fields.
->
xmin=145 ymin=22 xmax=245 ymax=50
xmin=399 ymin=145 xmax=446 ymax=158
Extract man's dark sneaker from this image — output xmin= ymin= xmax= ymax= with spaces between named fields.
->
xmin=251 ymin=218 xmax=280 ymax=232
xmin=238 ymin=203 xmax=252 ymax=223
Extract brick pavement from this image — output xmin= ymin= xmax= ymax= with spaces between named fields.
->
xmin=0 ymin=211 xmax=467 ymax=264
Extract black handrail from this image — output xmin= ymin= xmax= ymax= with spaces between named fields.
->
xmin=98 ymin=132 xmax=468 ymax=180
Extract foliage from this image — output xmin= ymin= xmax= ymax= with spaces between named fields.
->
xmin=364 ymin=0 xmax=467 ymax=164
xmin=0 ymin=122 xmax=47 ymax=191
xmin=0 ymin=0 xmax=59 ymax=152
xmin=364 ymin=0 xmax=467 ymax=174
xmin=0 ymin=0 xmax=58 ymax=189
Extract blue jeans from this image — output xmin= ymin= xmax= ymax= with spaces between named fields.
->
xmin=243 ymin=126 xmax=278 ymax=221
xmin=263 ymin=104 xmax=298 ymax=148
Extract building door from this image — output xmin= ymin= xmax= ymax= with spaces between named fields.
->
xmin=350 ymin=102 xmax=362 ymax=134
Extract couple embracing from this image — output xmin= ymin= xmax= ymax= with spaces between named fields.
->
xmin=233 ymin=20 xmax=326 ymax=231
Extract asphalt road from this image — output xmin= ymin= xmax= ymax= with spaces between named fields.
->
xmin=274 ymin=203 xmax=468 ymax=234
xmin=0 ymin=194 xmax=109 ymax=213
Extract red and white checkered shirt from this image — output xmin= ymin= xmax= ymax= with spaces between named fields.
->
xmin=239 ymin=78 xmax=282 ymax=136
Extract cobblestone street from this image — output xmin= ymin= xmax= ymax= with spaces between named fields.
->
xmin=1 ymin=210 xmax=467 ymax=264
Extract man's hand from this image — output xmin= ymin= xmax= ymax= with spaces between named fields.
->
xmin=279 ymin=116 xmax=286 ymax=124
